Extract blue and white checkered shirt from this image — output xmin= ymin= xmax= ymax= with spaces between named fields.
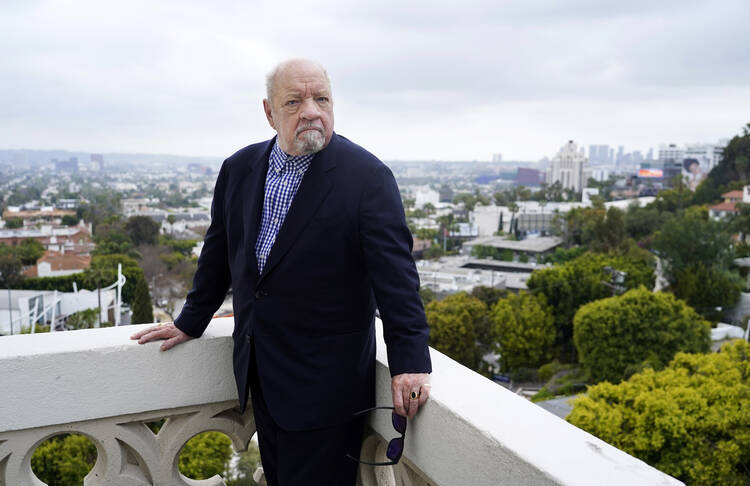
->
xmin=255 ymin=140 xmax=314 ymax=272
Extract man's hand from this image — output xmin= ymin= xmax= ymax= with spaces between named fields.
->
xmin=391 ymin=373 xmax=431 ymax=419
xmin=130 ymin=322 xmax=193 ymax=351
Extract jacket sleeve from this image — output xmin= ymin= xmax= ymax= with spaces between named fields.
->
xmin=174 ymin=160 xmax=232 ymax=338
xmin=359 ymin=163 xmax=432 ymax=376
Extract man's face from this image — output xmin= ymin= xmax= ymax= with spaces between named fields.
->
xmin=263 ymin=61 xmax=334 ymax=156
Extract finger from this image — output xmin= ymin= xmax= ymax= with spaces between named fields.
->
xmin=402 ymin=386 xmax=411 ymax=418
xmin=137 ymin=325 xmax=175 ymax=344
xmin=131 ymin=322 xmax=173 ymax=339
xmin=160 ymin=333 xmax=186 ymax=351
xmin=392 ymin=380 xmax=407 ymax=416
xmin=418 ymin=383 xmax=431 ymax=407
xmin=130 ymin=324 xmax=162 ymax=339
xmin=407 ymin=390 xmax=419 ymax=419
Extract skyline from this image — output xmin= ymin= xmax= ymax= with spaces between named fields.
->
xmin=2 ymin=0 xmax=749 ymax=161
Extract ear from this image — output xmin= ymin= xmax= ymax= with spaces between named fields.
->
xmin=263 ymin=99 xmax=276 ymax=130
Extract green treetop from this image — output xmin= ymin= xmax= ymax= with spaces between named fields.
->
xmin=573 ymin=286 xmax=710 ymax=383
xmin=568 ymin=340 xmax=750 ymax=486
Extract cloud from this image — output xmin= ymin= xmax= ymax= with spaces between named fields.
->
xmin=0 ymin=0 xmax=748 ymax=160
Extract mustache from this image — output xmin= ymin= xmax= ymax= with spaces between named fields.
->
xmin=295 ymin=123 xmax=324 ymax=136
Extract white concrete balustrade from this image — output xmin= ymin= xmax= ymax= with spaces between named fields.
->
xmin=0 ymin=318 xmax=684 ymax=486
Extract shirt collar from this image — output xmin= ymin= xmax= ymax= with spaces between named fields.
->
xmin=270 ymin=138 xmax=315 ymax=173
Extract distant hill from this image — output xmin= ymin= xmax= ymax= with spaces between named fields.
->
xmin=0 ymin=148 xmax=222 ymax=169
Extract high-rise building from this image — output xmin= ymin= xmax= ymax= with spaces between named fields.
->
xmin=492 ymin=153 xmax=503 ymax=163
xmin=90 ymin=154 xmax=104 ymax=171
xmin=53 ymin=157 xmax=78 ymax=172
xmin=588 ymin=145 xmax=598 ymax=163
xmin=658 ymin=144 xmax=685 ymax=163
xmin=684 ymin=140 xmax=727 ymax=172
xmin=546 ymin=140 xmax=590 ymax=192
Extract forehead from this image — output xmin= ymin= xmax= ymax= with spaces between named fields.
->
xmin=274 ymin=63 xmax=331 ymax=95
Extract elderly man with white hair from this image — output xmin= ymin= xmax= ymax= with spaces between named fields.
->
xmin=133 ymin=58 xmax=432 ymax=485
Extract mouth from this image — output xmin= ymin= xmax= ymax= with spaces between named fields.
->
xmin=296 ymin=126 xmax=323 ymax=136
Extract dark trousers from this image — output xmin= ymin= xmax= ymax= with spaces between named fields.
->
xmin=249 ymin=343 xmax=365 ymax=486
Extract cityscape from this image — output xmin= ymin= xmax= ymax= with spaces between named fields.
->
xmin=2 ymin=125 xmax=750 ymax=484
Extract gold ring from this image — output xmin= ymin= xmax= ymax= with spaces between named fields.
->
xmin=410 ymin=391 xmax=420 ymax=400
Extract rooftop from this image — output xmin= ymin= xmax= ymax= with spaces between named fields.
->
xmin=463 ymin=235 xmax=564 ymax=254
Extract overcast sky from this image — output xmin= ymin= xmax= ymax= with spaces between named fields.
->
xmin=2 ymin=0 xmax=749 ymax=161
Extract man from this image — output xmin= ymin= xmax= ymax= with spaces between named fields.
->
xmin=131 ymin=59 xmax=432 ymax=485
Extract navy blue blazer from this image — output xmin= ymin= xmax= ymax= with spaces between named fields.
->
xmin=174 ymin=133 xmax=431 ymax=431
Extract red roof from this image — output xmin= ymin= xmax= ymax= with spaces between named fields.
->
xmin=23 ymin=250 xmax=91 ymax=277
xmin=710 ymin=202 xmax=739 ymax=213
xmin=722 ymin=190 xmax=743 ymax=199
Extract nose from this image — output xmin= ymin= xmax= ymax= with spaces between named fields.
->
xmin=299 ymin=98 xmax=321 ymax=120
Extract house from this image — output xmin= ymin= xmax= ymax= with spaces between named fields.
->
xmin=23 ymin=250 xmax=91 ymax=278
xmin=0 ymin=222 xmax=94 ymax=255
xmin=709 ymin=189 xmax=746 ymax=220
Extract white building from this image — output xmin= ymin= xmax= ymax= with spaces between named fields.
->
xmin=546 ymin=141 xmax=590 ymax=193
xmin=414 ymin=186 xmax=440 ymax=208
xmin=658 ymin=144 xmax=685 ymax=162
xmin=684 ymin=140 xmax=728 ymax=172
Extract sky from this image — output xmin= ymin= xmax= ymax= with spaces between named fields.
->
xmin=1 ymin=0 xmax=749 ymax=162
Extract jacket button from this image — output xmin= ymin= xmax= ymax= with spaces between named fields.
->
xmin=255 ymin=290 xmax=266 ymax=299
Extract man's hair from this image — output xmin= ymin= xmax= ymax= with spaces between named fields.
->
xmin=265 ymin=59 xmax=332 ymax=102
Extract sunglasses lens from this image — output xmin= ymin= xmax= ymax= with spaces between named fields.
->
xmin=391 ymin=412 xmax=407 ymax=433
xmin=386 ymin=437 xmax=404 ymax=461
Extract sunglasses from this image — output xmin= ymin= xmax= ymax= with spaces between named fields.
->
xmin=346 ymin=406 xmax=406 ymax=466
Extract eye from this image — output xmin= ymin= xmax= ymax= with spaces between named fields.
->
xmin=316 ymin=97 xmax=329 ymax=103
xmin=285 ymin=99 xmax=299 ymax=106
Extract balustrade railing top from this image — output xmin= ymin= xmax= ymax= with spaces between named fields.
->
xmin=0 ymin=318 xmax=683 ymax=486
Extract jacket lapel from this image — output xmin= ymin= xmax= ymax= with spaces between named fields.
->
xmin=257 ymin=134 xmax=338 ymax=283
xmin=241 ymin=138 xmax=274 ymax=280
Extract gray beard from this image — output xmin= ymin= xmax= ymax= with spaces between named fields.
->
xmin=293 ymin=129 xmax=325 ymax=155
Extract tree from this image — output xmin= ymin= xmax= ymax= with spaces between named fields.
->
xmin=568 ymin=341 xmax=750 ymax=486
xmin=178 ymin=432 xmax=233 ymax=480
xmin=652 ymin=207 xmax=734 ymax=284
xmin=563 ymin=206 xmax=627 ymax=252
xmin=490 ymin=292 xmax=555 ymax=371
xmin=31 ymin=434 xmax=97 ymax=486
xmin=527 ymin=252 xmax=655 ymax=361
xmin=4 ymin=217 xmax=23 ymax=229
xmin=93 ymin=219 xmax=135 ymax=257
xmin=625 ymin=204 xmax=667 ymax=241
xmin=425 ymin=293 xmax=487 ymax=371
xmin=131 ymin=277 xmax=154 ymax=324
xmin=16 ymin=238 xmax=45 ymax=265
xmin=470 ymin=285 xmax=507 ymax=308
xmin=61 ymin=214 xmax=79 ymax=226
xmin=672 ymin=264 xmax=743 ymax=320
xmin=125 ymin=215 xmax=161 ymax=246
xmin=418 ymin=287 xmax=436 ymax=306
xmin=573 ymin=286 xmax=710 ymax=383
xmin=167 ymin=214 xmax=177 ymax=235
xmin=66 ymin=308 xmax=99 ymax=330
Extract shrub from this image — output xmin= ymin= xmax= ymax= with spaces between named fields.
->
xmin=573 ymin=286 xmax=710 ymax=383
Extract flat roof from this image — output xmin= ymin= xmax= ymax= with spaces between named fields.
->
xmin=463 ymin=236 xmax=563 ymax=253
xmin=462 ymin=259 xmax=550 ymax=273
